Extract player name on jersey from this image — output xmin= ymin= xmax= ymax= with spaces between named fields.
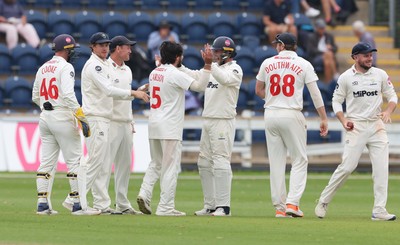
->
xmin=264 ymin=60 xmax=304 ymax=75
xmin=41 ymin=65 xmax=57 ymax=74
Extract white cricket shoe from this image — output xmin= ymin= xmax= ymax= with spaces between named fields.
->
xmin=194 ymin=208 xmax=215 ymax=216
xmin=315 ymin=202 xmax=328 ymax=218
xmin=36 ymin=203 xmax=58 ymax=215
xmin=286 ymin=204 xmax=304 ymax=218
xmin=137 ymin=196 xmax=152 ymax=215
xmin=72 ymin=208 xmax=101 ymax=216
xmin=156 ymin=209 xmax=186 ymax=216
xmin=62 ymin=195 xmax=74 ymax=211
xmin=212 ymin=207 xmax=231 ymax=216
xmin=305 ymin=7 xmax=320 ymax=18
xmin=371 ymin=212 xmax=396 ymax=221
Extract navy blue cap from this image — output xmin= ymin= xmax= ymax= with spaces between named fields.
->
xmin=272 ymin=32 xmax=297 ymax=45
xmin=110 ymin=36 xmax=136 ymax=50
xmin=89 ymin=32 xmax=111 ymax=44
xmin=52 ymin=34 xmax=79 ymax=51
xmin=351 ymin=42 xmax=377 ymax=55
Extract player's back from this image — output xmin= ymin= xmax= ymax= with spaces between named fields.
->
xmin=34 ymin=55 xmax=79 ymax=110
xmin=256 ymin=50 xmax=318 ymax=110
xmin=148 ymin=64 xmax=192 ymax=141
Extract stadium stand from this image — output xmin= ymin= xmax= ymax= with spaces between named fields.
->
xmin=74 ymin=10 xmax=102 ymax=42
xmin=235 ymin=45 xmax=256 ymax=76
xmin=25 ymin=9 xmax=47 ymax=39
xmin=74 ymin=79 xmax=82 ymax=105
xmin=73 ymin=44 xmax=91 ymax=74
xmin=207 ymin=12 xmax=236 ymax=39
xmin=11 ymin=43 xmax=40 ymax=75
xmin=38 ymin=43 xmax=54 ymax=64
xmin=182 ymin=45 xmax=203 ymax=70
xmin=3 ymin=76 xmax=33 ymax=109
xmin=154 ymin=12 xmax=181 ymax=34
xmin=127 ymin=11 xmax=156 ymax=42
xmin=236 ymin=12 xmax=263 ymax=39
xmin=254 ymin=45 xmax=278 ymax=67
xmin=180 ymin=12 xmax=209 ymax=44
xmin=101 ymin=11 xmax=128 ymax=38
xmin=47 ymin=10 xmax=74 ymax=37
xmin=0 ymin=44 xmax=12 ymax=75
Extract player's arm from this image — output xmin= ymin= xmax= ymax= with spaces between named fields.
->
xmin=379 ymin=73 xmax=398 ymax=123
xmin=189 ymin=43 xmax=213 ymax=92
xmin=210 ymin=63 xmax=242 ymax=87
xmin=59 ymin=65 xmax=80 ymax=111
xmin=32 ymin=75 xmax=40 ymax=107
xmin=255 ymin=80 xmax=266 ymax=99
xmin=306 ymin=81 xmax=328 ymax=136
xmin=332 ymin=77 xmax=353 ymax=130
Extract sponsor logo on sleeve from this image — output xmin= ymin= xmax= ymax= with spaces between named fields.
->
xmin=95 ymin=66 xmax=102 ymax=72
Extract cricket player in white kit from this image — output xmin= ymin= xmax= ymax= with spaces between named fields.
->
xmin=178 ymin=36 xmax=243 ymax=216
xmin=107 ymin=35 xmax=143 ymax=214
xmin=64 ymin=32 xmax=149 ymax=214
xmin=255 ymin=33 xmax=328 ymax=218
xmin=315 ymin=42 xmax=398 ymax=221
xmin=137 ymin=41 xmax=212 ymax=216
xmin=33 ymin=34 xmax=99 ymax=215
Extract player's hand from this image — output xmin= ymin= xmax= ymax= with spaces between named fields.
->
xmin=201 ymin=44 xmax=213 ymax=65
xmin=319 ymin=119 xmax=328 ymax=136
xmin=138 ymin=83 xmax=149 ymax=92
xmin=131 ymin=121 xmax=136 ymax=133
xmin=379 ymin=111 xmax=392 ymax=124
xmin=132 ymin=90 xmax=150 ymax=103
xmin=74 ymin=107 xmax=91 ymax=137
xmin=343 ymin=119 xmax=354 ymax=131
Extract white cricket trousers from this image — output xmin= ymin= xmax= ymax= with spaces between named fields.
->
xmin=197 ymin=118 xmax=235 ymax=209
xmin=319 ymin=119 xmax=389 ymax=214
xmin=0 ymin=23 xmax=40 ymax=49
xmin=84 ymin=117 xmax=112 ymax=210
xmin=110 ymin=121 xmax=133 ymax=210
xmin=138 ymin=139 xmax=182 ymax=214
xmin=264 ymin=109 xmax=308 ymax=211
xmin=36 ymin=110 xmax=81 ymax=197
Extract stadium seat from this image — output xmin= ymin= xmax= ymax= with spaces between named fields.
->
xmin=236 ymin=12 xmax=262 ymax=38
xmin=26 ymin=9 xmax=47 ymax=39
xmin=127 ymin=11 xmax=156 ymax=42
xmin=4 ymin=76 xmax=33 ymax=109
xmin=74 ymin=79 xmax=82 ymax=105
xmin=241 ymin=35 xmax=260 ymax=51
xmin=38 ymin=43 xmax=54 ymax=65
xmin=237 ymin=84 xmax=250 ymax=112
xmin=194 ymin=0 xmax=215 ymax=9
xmin=74 ymin=11 xmax=101 ymax=42
xmin=154 ymin=12 xmax=181 ymax=34
xmin=0 ymin=82 xmax=4 ymax=107
xmin=208 ymin=12 xmax=236 ymax=39
xmin=254 ymin=45 xmax=277 ymax=67
xmin=182 ymin=45 xmax=203 ymax=70
xmin=294 ymin=13 xmax=313 ymax=32
xmin=296 ymin=46 xmax=307 ymax=59
xmin=73 ymin=44 xmax=91 ymax=74
xmin=140 ymin=0 xmax=162 ymax=9
xmin=181 ymin=12 xmax=209 ymax=44
xmin=11 ymin=43 xmax=40 ymax=75
xmin=246 ymin=0 xmax=265 ymax=10
xmin=247 ymin=79 xmax=264 ymax=112
xmin=235 ymin=46 xmax=255 ymax=76
xmin=113 ymin=0 xmax=135 ymax=8
xmin=101 ymin=11 xmax=128 ymax=38
xmin=219 ymin=0 xmax=242 ymax=10
xmin=47 ymin=10 xmax=74 ymax=37
xmin=168 ymin=0 xmax=191 ymax=9
xmin=0 ymin=44 xmax=12 ymax=74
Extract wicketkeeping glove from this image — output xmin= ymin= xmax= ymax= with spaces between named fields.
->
xmin=74 ymin=107 xmax=91 ymax=137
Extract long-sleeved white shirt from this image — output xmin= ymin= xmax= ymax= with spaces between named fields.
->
xmin=81 ymin=53 xmax=133 ymax=120
xmin=332 ymin=65 xmax=398 ymax=120
xmin=108 ymin=58 xmax=134 ymax=123
xmin=32 ymin=56 xmax=80 ymax=112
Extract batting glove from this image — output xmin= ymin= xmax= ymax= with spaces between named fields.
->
xmin=74 ymin=107 xmax=91 ymax=137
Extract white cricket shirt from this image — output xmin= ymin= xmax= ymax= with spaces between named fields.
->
xmin=333 ymin=65 xmax=398 ymax=120
xmin=32 ymin=56 xmax=80 ymax=111
xmin=148 ymin=64 xmax=193 ymax=140
xmin=256 ymin=50 xmax=318 ymax=110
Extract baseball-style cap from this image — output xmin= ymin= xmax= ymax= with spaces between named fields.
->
xmin=89 ymin=32 xmax=111 ymax=44
xmin=159 ymin=20 xmax=172 ymax=30
xmin=272 ymin=32 xmax=297 ymax=45
xmin=351 ymin=42 xmax=377 ymax=55
xmin=52 ymin=34 xmax=79 ymax=51
xmin=110 ymin=36 xmax=136 ymax=50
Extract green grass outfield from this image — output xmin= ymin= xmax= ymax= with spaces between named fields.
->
xmin=1 ymin=171 xmax=400 ymax=245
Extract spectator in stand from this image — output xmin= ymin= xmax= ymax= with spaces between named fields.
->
xmin=352 ymin=20 xmax=376 ymax=67
xmin=307 ymin=0 xmax=341 ymax=26
xmin=147 ymin=21 xmax=180 ymax=69
xmin=263 ymin=0 xmax=297 ymax=45
xmin=306 ymin=18 xmax=338 ymax=84
xmin=0 ymin=0 xmax=40 ymax=49
xmin=125 ymin=44 xmax=152 ymax=82
xmin=292 ymin=0 xmax=320 ymax=18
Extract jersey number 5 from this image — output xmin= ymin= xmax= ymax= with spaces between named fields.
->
xmin=151 ymin=86 xmax=161 ymax=109
xmin=40 ymin=77 xmax=59 ymax=100
xmin=270 ymin=74 xmax=295 ymax=97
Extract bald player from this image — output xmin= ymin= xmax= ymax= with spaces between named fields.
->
xmin=33 ymin=34 xmax=99 ymax=215
xmin=255 ymin=33 xmax=328 ymax=218
xmin=136 ymin=41 xmax=212 ymax=216
xmin=315 ymin=42 xmax=398 ymax=221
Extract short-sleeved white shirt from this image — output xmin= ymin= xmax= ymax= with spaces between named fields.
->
xmin=148 ymin=64 xmax=193 ymax=140
xmin=256 ymin=50 xmax=318 ymax=110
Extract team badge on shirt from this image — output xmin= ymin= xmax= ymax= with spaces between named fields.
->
xmin=387 ymin=77 xmax=392 ymax=86
xmin=233 ymin=69 xmax=239 ymax=74
xmin=95 ymin=66 xmax=102 ymax=72
xmin=114 ymin=79 xmax=119 ymax=84
xmin=70 ymin=71 xmax=74 ymax=77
